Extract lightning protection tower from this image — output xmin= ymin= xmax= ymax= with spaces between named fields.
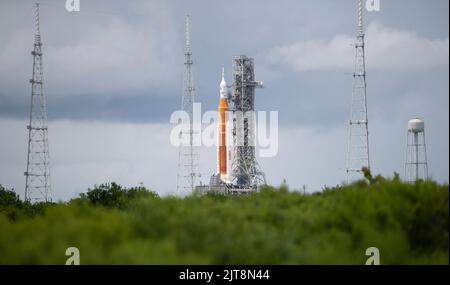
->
xmin=177 ymin=15 xmax=200 ymax=194
xmin=24 ymin=3 xmax=52 ymax=202
xmin=230 ymin=55 xmax=266 ymax=189
xmin=346 ymin=0 xmax=371 ymax=182
xmin=405 ymin=118 xmax=428 ymax=182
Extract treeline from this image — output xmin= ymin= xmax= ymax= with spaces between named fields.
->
xmin=0 ymin=177 xmax=448 ymax=264
xmin=0 ymin=183 xmax=159 ymax=220
xmin=0 ymin=185 xmax=52 ymax=220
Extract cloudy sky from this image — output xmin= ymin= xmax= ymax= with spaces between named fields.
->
xmin=0 ymin=0 xmax=448 ymax=200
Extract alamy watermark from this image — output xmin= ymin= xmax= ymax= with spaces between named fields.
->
xmin=65 ymin=247 xmax=80 ymax=265
xmin=170 ymin=103 xmax=279 ymax=158
xmin=365 ymin=247 xmax=380 ymax=265
xmin=63 ymin=246 xmax=379 ymax=264
xmin=65 ymin=0 xmax=80 ymax=12
xmin=365 ymin=0 xmax=380 ymax=12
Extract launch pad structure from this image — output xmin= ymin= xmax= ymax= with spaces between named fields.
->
xmin=195 ymin=55 xmax=266 ymax=195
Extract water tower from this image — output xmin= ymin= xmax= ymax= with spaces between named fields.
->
xmin=405 ymin=117 xmax=428 ymax=182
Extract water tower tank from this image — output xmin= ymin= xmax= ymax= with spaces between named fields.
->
xmin=405 ymin=117 xmax=428 ymax=182
xmin=408 ymin=117 xmax=425 ymax=132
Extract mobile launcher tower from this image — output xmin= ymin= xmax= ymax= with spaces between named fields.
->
xmin=196 ymin=55 xmax=266 ymax=195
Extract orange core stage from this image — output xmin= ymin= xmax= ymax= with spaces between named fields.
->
xmin=218 ymin=97 xmax=228 ymax=176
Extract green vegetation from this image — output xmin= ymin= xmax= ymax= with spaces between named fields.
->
xmin=76 ymin=182 xmax=159 ymax=209
xmin=0 ymin=185 xmax=54 ymax=221
xmin=0 ymin=178 xmax=448 ymax=264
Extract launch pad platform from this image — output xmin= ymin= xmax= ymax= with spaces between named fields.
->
xmin=194 ymin=174 xmax=257 ymax=195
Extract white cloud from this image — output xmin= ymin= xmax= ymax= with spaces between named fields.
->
xmin=265 ymin=22 xmax=449 ymax=72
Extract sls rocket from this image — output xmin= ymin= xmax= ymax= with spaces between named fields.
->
xmin=217 ymin=68 xmax=230 ymax=182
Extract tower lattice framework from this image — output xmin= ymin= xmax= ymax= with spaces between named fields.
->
xmin=25 ymin=3 xmax=52 ymax=202
xmin=230 ymin=55 xmax=266 ymax=188
xmin=346 ymin=0 xmax=371 ymax=181
xmin=177 ymin=15 xmax=200 ymax=194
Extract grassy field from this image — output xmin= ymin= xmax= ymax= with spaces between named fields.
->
xmin=0 ymin=178 xmax=448 ymax=264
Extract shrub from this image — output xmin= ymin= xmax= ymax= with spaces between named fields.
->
xmin=0 ymin=179 xmax=447 ymax=264
xmin=77 ymin=182 xmax=158 ymax=209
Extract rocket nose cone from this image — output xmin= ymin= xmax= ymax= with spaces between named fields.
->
xmin=219 ymin=67 xmax=227 ymax=98
xmin=220 ymin=67 xmax=227 ymax=87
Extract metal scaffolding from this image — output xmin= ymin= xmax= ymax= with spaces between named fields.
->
xmin=230 ymin=55 xmax=266 ymax=188
xmin=177 ymin=14 xmax=200 ymax=195
xmin=24 ymin=3 xmax=52 ymax=202
xmin=346 ymin=0 xmax=371 ymax=182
